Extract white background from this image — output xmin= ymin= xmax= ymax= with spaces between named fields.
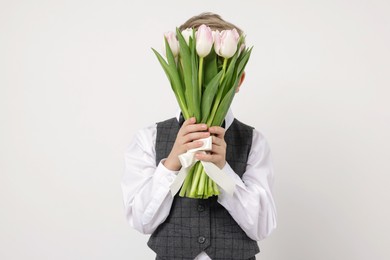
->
xmin=1 ymin=0 xmax=389 ymax=259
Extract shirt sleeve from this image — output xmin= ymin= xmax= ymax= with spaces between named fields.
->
xmin=120 ymin=124 xmax=177 ymax=234
xmin=217 ymin=129 xmax=277 ymax=241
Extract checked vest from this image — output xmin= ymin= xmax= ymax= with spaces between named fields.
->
xmin=147 ymin=117 xmax=260 ymax=260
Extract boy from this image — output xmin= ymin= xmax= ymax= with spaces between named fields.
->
xmin=121 ymin=12 xmax=277 ymax=260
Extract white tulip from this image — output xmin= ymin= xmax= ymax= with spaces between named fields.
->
xmin=214 ymin=29 xmax=240 ymax=58
xmin=195 ymin=24 xmax=213 ymax=58
xmin=181 ymin=28 xmax=193 ymax=46
xmin=164 ymin=31 xmax=179 ymax=57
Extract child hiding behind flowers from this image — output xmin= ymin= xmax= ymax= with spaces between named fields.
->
xmin=121 ymin=12 xmax=277 ymax=260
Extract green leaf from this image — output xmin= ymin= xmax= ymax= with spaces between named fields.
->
xmin=236 ymin=47 xmax=253 ymax=77
xmin=152 ymin=46 xmax=189 ymax=119
xmin=164 ymin=37 xmax=176 ymax=68
xmin=177 ymin=58 xmax=193 ymax=116
xmin=190 ymin=30 xmax=200 ymax=120
xmin=164 ymin=38 xmax=188 ymax=112
xmin=203 ymin=50 xmax=218 ymax=87
xmin=176 ymin=27 xmax=190 ymax=55
xmin=221 ymin=51 xmax=239 ymax=97
xmin=151 ymin=48 xmax=171 ymax=81
xmin=176 ymin=28 xmax=196 ymax=119
xmin=201 ymin=71 xmax=223 ymax=123
xmin=212 ymin=85 xmax=236 ymax=126
xmin=211 ymin=46 xmax=252 ymax=126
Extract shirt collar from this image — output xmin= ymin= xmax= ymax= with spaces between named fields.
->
xmin=175 ymin=108 xmax=234 ymax=130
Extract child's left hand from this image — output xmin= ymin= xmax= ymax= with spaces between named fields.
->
xmin=195 ymin=126 xmax=226 ymax=169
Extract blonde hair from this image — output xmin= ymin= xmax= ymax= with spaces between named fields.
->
xmin=179 ymin=12 xmax=244 ymax=36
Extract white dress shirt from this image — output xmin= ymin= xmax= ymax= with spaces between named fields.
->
xmin=121 ymin=110 xmax=277 ymax=260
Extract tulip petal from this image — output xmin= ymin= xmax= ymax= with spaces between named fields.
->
xmin=181 ymin=28 xmax=193 ymax=45
xmin=195 ymin=24 xmax=213 ymax=58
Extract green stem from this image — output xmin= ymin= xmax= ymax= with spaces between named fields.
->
xmin=208 ymin=178 xmax=214 ymax=196
xmin=181 ymin=107 xmax=190 ymax=120
xmin=213 ymin=181 xmax=220 ymax=195
xmin=220 ymin=58 xmax=228 ymax=84
xmin=198 ymin=57 xmax=204 ymax=101
xmin=179 ymin=166 xmax=194 ymax=197
xmin=189 ymin=163 xmax=203 ymax=197
xmin=197 ymin=168 xmax=207 ymax=196
xmin=204 ymin=175 xmax=208 ymax=198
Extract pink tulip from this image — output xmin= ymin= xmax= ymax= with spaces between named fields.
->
xmin=195 ymin=24 xmax=213 ymax=58
xmin=164 ymin=31 xmax=179 ymax=57
xmin=181 ymin=28 xmax=193 ymax=45
xmin=212 ymin=30 xmax=219 ymax=43
xmin=214 ymin=28 xmax=240 ymax=59
xmin=238 ymin=43 xmax=246 ymax=55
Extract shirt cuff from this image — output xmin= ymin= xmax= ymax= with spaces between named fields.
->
xmin=217 ymin=163 xmax=247 ymax=206
xmin=221 ymin=162 xmax=246 ymax=190
xmin=153 ymin=159 xmax=179 ymax=187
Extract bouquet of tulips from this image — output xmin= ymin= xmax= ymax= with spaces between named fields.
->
xmin=152 ymin=25 xmax=252 ymax=199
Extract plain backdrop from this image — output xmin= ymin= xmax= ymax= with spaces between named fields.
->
xmin=1 ymin=0 xmax=390 ymax=259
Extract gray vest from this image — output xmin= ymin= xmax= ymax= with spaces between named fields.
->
xmin=147 ymin=117 xmax=260 ymax=260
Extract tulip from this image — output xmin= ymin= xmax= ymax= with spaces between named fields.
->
xmin=181 ymin=28 xmax=193 ymax=46
xmin=206 ymin=29 xmax=240 ymax=128
xmin=195 ymin=24 xmax=213 ymax=58
xmin=164 ymin=31 xmax=179 ymax=57
xmin=214 ymin=28 xmax=240 ymax=59
xmin=238 ymin=43 xmax=246 ymax=56
xmin=195 ymin=25 xmax=214 ymax=101
xmin=212 ymin=30 xmax=219 ymax=43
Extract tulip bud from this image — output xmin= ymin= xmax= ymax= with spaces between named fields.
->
xmin=213 ymin=30 xmax=221 ymax=55
xmin=238 ymin=43 xmax=246 ymax=55
xmin=181 ymin=28 xmax=193 ymax=46
xmin=214 ymin=28 xmax=240 ymax=59
xmin=212 ymin=30 xmax=219 ymax=43
xmin=195 ymin=24 xmax=213 ymax=58
xmin=164 ymin=31 xmax=179 ymax=57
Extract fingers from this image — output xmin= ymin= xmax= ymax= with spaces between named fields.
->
xmin=181 ymin=119 xmax=224 ymax=139
xmin=182 ymin=131 xmax=210 ymax=144
xmin=195 ymin=152 xmax=226 ymax=169
xmin=195 ymin=152 xmax=221 ymax=162
xmin=165 ymin=118 xmax=208 ymax=171
xmin=180 ymin=118 xmax=208 ymax=136
xmin=211 ymin=135 xmax=225 ymax=147
xmin=185 ymin=139 xmax=206 ymax=151
xmin=181 ymin=117 xmax=196 ymax=127
xmin=209 ymin=127 xmax=226 ymax=149
xmin=208 ymin=126 xmax=225 ymax=138
xmin=194 ymin=126 xmax=226 ymax=169
xmin=179 ymin=120 xmax=226 ymax=160
xmin=195 ymin=152 xmax=213 ymax=161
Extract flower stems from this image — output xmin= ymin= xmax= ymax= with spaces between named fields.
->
xmin=220 ymin=58 xmax=228 ymax=84
xmin=198 ymin=57 xmax=204 ymax=101
xmin=197 ymin=168 xmax=207 ymax=196
xmin=179 ymin=165 xmax=194 ymax=197
xmin=189 ymin=163 xmax=202 ymax=197
xmin=178 ymin=162 xmax=219 ymax=199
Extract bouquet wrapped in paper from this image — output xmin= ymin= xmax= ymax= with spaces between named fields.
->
xmin=152 ymin=25 xmax=252 ymax=199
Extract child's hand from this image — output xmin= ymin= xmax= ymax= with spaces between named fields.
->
xmin=164 ymin=117 xmax=210 ymax=171
xmin=195 ymin=126 xmax=227 ymax=169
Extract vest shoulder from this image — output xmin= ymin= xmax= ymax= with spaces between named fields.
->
xmin=156 ymin=117 xmax=177 ymax=126
xmin=231 ymin=118 xmax=255 ymax=130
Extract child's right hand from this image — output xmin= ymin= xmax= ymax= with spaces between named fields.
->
xmin=163 ymin=117 xmax=210 ymax=171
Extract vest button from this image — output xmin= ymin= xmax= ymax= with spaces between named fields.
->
xmin=198 ymin=236 xmax=206 ymax=244
xmin=197 ymin=204 xmax=205 ymax=212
